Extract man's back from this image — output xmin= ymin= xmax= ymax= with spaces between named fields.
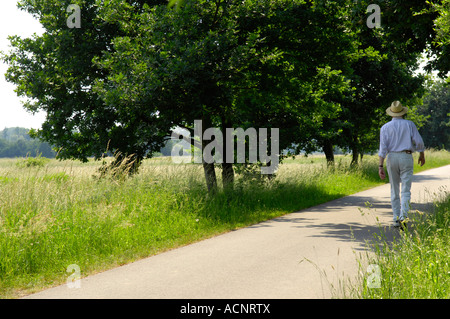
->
xmin=379 ymin=118 xmax=424 ymax=158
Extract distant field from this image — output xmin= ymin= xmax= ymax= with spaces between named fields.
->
xmin=0 ymin=150 xmax=449 ymax=298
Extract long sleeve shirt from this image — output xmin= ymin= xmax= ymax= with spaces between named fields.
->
xmin=378 ymin=118 xmax=425 ymax=158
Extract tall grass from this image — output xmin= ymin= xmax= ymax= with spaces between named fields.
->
xmin=0 ymin=150 xmax=449 ymax=298
xmin=347 ymin=191 xmax=450 ymax=298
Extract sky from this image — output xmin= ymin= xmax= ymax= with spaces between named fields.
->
xmin=0 ymin=0 xmax=45 ymax=130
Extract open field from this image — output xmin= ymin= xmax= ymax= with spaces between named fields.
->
xmin=0 ymin=150 xmax=449 ymax=298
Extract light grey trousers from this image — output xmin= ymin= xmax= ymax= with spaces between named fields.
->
xmin=386 ymin=152 xmax=414 ymax=222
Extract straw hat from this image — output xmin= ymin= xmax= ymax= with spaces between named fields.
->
xmin=386 ymin=101 xmax=408 ymax=117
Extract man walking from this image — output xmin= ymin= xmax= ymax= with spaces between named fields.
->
xmin=378 ymin=101 xmax=426 ymax=230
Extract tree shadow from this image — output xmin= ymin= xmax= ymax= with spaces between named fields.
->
xmin=411 ymin=174 xmax=443 ymax=182
xmin=294 ymin=221 xmax=397 ymax=252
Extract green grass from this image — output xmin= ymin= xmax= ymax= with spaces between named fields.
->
xmin=349 ymin=191 xmax=450 ymax=299
xmin=0 ymin=150 xmax=449 ymax=298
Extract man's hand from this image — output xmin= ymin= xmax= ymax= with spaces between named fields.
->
xmin=379 ymin=167 xmax=386 ymax=180
xmin=418 ymin=152 xmax=425 ymax=167
xmin=378 ymin=156 xmax=385 ymax=180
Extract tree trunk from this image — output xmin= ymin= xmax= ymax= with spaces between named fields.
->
xmin=221 ymin=162 xmax=234 ymax=190
xmin=351 ymin=147 xmax=359 ymax=166
xmin=201 ymin=116 xmax=218 ymax=192
xmin=322 ymin=140 xmax=334 ymax=167
xmin=221 ymin=116 xmax=234 ymax=190
xmin=203 ymin=161 xmax=217 ymax=193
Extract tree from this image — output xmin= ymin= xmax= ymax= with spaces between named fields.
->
xmin=1 ymin=0 xmax=169 ymax=170
xmin=416 ymin=80 xmax=450 ymax=149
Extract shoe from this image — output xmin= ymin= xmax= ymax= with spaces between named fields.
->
xmin=392 ymin=220 xmax=400 ymax=228
xmin=399 ymin=220 xmax=407 ymax=231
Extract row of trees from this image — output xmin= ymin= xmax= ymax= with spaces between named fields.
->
xmin=2 ymin=0 xmax=449 ymax=191
xmin=0 ymin=127 xmax=56 ymax=158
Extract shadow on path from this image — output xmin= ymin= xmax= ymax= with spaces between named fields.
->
xmin=294 ymin=222 xmax=397 ymax=252
xmin=247 ymin=192 xmax=437 ymax=253
xmin=412 ymin=174 xmax=444 ymax=182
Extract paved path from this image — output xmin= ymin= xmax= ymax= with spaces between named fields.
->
xmin=24 ymin=165 xmax=450 ymax=299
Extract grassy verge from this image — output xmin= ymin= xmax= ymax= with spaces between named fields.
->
xmin=0 ymin=150 xmax=449 ymax=298
xmin=350 ymin=191 xmax=450 ymax=298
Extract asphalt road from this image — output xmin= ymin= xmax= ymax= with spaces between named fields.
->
xmin=23 ymin=165 xmax=450 ymax=299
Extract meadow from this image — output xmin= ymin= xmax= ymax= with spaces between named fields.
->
xmin=0 ymin=150 xmax=449 ymax=298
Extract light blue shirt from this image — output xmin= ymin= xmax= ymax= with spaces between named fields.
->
xmin=378 ymin=118 xmax=425 ymax=158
